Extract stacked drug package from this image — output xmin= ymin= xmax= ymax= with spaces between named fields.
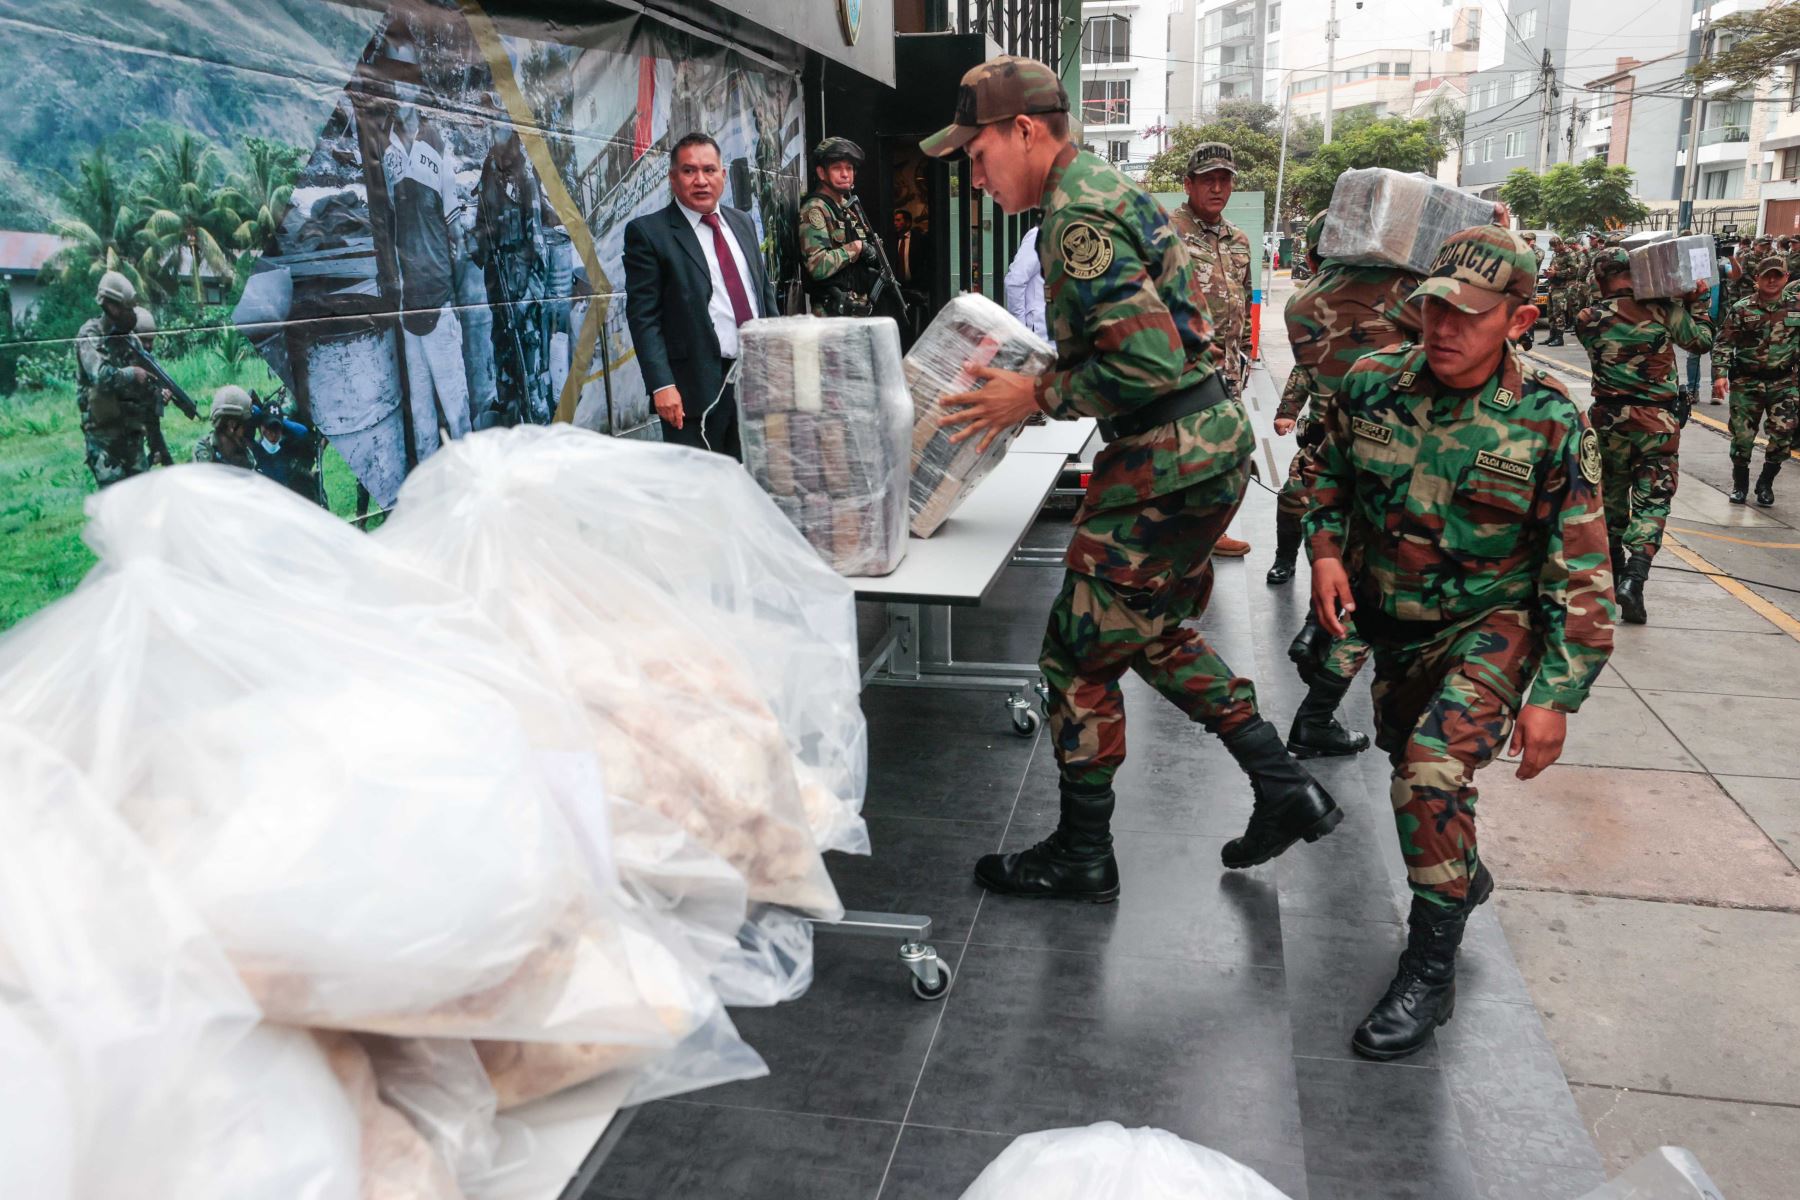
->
xmin=904 ymin=293 xmax=1056 ymax=537
xmin=1318 ymin=168 xmax=1495 ymax=274
xmin=1629 ymin=233 xmax=1717 ymax=299
xmin=737 ymin=316 xmax=913 ymax=576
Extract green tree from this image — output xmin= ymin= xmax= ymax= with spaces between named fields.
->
xmin=133 ymin=131 xmax=241 ymax=304
xmin=1142 ymin=117 xmax=1286 ymax=224
xmin=220 ymin=137 xmax=302 ymax=254
xmin=1691 ymin=1 xmax=1800 ymax=86
xmin=44 ymin=146 xmax=146 ymax=299
xmin=1288 ymin=117 xmax=1448 ymax=214
xmin=1530 ymin=159 xmax=1647 ymax=232
xmin=1497 ymin=168 xmax=1545 ymax=228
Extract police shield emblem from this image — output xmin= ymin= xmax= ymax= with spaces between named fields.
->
xmin=1579 ymin=428 xmax=1603 ymax=485
xmin=839 ymin=0 xmax=862 ymax=44
xmin=1060 ymin=222 xmax=1114 ymax=280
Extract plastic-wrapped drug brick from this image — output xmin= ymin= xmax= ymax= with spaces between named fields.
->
xmin=737 ymin=316 xmax=912 ymax=576
xmin=1629 ymin=234 xmax=1717 ymax=299
xmin=903 ymin=293 xmax=1056 ymax=537
xmin=1318 ymin=168 xmax=1496 ymax=275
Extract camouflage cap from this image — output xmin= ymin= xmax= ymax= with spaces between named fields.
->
xmin=1185 ymin=141 xmax=1236 ymax=177
xmin=1591 ymin=247 xmax=1631 ymax=278
xmin=1409 ymin=226 xmax=1539 ymax=315
xmin=1305 ymin=209 xmax=1328 ymax=248
xmin=1757 ymin=255 xmax=1790 ymax=276
xmin=921 ymin=55 xmax=1070 ymax=158
xmin=211 ymin=385 xmax=253 ymax=423
xmin=1522 ymin=231 xmax=1537 ymax=243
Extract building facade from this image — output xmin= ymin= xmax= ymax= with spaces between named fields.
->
xmin=1078 ymin=0 xmax=1174 ymax=170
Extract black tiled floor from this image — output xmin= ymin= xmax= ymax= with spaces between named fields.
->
xmin=593 ymin=480 xmax=1600 ymax=1199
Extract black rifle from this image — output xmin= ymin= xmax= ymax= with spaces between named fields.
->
xmin=845 ymin=194 xmax=910 ymax=326
xmin=129 ymin=340 xmax=200 ymax=421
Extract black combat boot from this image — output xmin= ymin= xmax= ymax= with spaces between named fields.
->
xmin=1287 ymin=616 xmax=1333 ymax=687
xmin=1543 ymin=329 xmax=1565 ymax=347
xmin=1608 ymin=538 xmax=1628 ymax=585
xmin=1352 ymin=866 xmax=1495 ymax=1061
xmin=1616 ymin=552 xmax=1651 ymax=625
xmin=974 ymin=781 xmax=1120 ymax=902
xmin=1266 ymin=510 xmax=1303 ymax=586
xmin=1220 ymin=719 xmax=1343 ymax=869
xmin=1756 ymin=460 xmax=1781 ymax=507
xmin=1287 ymin=672 xmax=1372 ymax=759
xmin=1729 ymin=460 xmax=1751 ymax=504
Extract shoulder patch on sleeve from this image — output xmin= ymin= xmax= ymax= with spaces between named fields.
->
xmin=1578 ymin=427 xmax=1603 ymax=485
xmin=1060 ymin=221 xmax=1114 ymax=280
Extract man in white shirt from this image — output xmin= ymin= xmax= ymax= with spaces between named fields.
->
xmin=624 ymin=133 xmax=781 ymax=457
xmin=1004 ymin=225 xmax=1048 ymax=340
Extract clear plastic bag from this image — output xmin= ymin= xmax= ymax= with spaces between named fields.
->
xmin=903 ymin=294 xmax=1055 ymax=537
xmin=1629 ymin=234 xmax=1716 ymax=299
xmin=737 ymin=315 xmax=913 ymax=576
xmin=378 ymin=424 xmax=864 ymax=887
xmin=1320 ymin=168 xmax=1495 ymax=274
xmin=319 ymin=1032 xmax=467 ymax=1200
xmin=360 ymin=1037 xmax=513 ymax=1188
xmin=959 ymin=1123 xmax=1292 ymax=1200
xmin=0 ymin=468 xmax=717 ymax=1048
xmin=710 ymin=906 xmax=815 ymax=1009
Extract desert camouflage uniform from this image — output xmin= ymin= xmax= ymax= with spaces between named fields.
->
xmin=799 ymin=190 xmax=877 ymax=314
xmin=1031 ymin=144 xmax=1257 ymax=788
xmin=1169 ymin=205 xmax=1252 ymax=394
xmin=1305 ymin=343 xmax=1615 ymax=906
xmin=74 ymin=316 xmax=159 ymax=487
xmin=1545 ymin=244 xmax=1585 ymax=332
xmin=1715 ymin=290 xmax=1800 ymax=469
xmin=1279 ymin=261 xmax=1423 ymax=681
xmin=1572 ymin=274 xmax=1714 ymax=560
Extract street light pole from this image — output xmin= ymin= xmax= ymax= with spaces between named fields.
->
xmin=1324 ymin=0 xmax=1338 ymax=141
xmin=1681 ymin=0 xmax=1713 ymax=229
xmin=1273 ymin=90 xmax=1292 ymax=236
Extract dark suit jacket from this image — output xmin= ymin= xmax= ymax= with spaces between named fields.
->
xmin=623 ymin=201 xmax=778 ymax=427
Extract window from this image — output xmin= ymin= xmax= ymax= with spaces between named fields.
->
xmin=1513 ymin=72 xmax=1530 ymax=100
xmin=1267 ymin=2 xmax=1280 ymax=32
xmin=1081 ymin=78 xmax=1132 ymax=124
xmin=1505 ymin=129 xmax=1526 ymax=157
xmin=1395 ymin=62 xmax=1410 ymax=77
xmin=1782 ymin=147 xmax=1800 ymax=181
xmin=1516 ymin=9 xmax=1537 ymax=41
xmin=1107 ymin=139 xmax=1131 ymax=163
xmin=1701 ymin=167 xmax=1742 ymax=199
xmin=1081 ymin=15 xmax=1130 ymax=65
xmin=1165 ymin=71 xmax=1173 ymax=112
xmin=1483 ymin=137 xmax=1494 ymax=163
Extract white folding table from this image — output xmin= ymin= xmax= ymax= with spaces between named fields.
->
xmin=1010 ymin=415 xmax=1097 ymax=459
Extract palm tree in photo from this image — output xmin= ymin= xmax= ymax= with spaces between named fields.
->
xmin=220 ymin=137 xmax=302 ymax=255
xmin=46 ymin=146 xmax=146 ymax=297
xmin=134 ymin=131 xmax=242 ymax=304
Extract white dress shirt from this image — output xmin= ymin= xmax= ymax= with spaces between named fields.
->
xmin=1004 ymin=226 xmax=1049 ymax=341
xmin=678 ymin=200 xmax=760 ymax=359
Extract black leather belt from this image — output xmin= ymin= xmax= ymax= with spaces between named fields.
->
xmin=1097 ymin=372 xmax=1228 ymax=442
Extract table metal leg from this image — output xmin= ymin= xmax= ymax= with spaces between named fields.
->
xmin=860 ymin=603 xmax=1047 ymax=735
xmin=808 ymin=910 xmax=951 ymax=1000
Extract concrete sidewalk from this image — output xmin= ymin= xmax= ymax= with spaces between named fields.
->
xmin=1257 ymin=272 xmax=1800 ymax=1200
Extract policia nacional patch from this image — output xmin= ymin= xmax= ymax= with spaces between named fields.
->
xmin=1578 ymin=427 xmax=1603 ymax=485
xmin=1060 ymin=222 xmax=1113 ymax=280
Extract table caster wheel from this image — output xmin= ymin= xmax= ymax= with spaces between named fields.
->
xmin=1033 ymin=680 xmax=1051 ymax=717
xmin=910 ymin=961 xmax=952 ymax=1001
xmin=1007 ymin=696 xmax=1040 ymax=737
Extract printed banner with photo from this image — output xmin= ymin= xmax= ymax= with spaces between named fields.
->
xmin=0 ymin=0 xmax=805 ymax=626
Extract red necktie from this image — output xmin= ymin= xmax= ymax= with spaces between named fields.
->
xmin=701 ymin=211 xmax=755 ymax=327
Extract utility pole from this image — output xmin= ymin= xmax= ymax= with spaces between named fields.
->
xmin=1566 ymin=92 xmax=1581 ymax=162
xmin=1537 ymin=49 xmax=1557 ymax=172
xmin=1681 ymin=1 xmax=1714 ymax=229
xmin=1324 ymin=0 xmax=1338 ymax=141
xmin=1273 ymin=91 xmax=1292 ymax=238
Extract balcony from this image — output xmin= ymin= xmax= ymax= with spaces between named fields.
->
xmin=1219 ymin=20 xmax=1253 ymax=44
xmin=1217 ymin=61 xmax=1252 ymax=83
xmin=1677 ymin=124 xmax=1750 ymax=151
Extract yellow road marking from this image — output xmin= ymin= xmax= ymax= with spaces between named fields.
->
xmin=1662 ymin=533 xmax=1800 ymax=642
xmin=1667 ymin=526 xmax=1800 ymax=550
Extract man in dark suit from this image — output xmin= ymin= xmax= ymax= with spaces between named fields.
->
xmin=624 ymin=132 xmax=779 ymax=458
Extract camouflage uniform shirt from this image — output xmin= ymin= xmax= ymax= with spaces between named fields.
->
xmin=191 ymin=430 xmax=257 ymax=470
xmin=1303 ymin=345 xmax=1614 ymax=713
xmin=1274 ymin=262 xmax=1423 ymax=426
xmin=1715 ymin=292 xmax=1800 ymax=378
xmin=799 ymin=189 xmax=871 ymax=299
xmin=1572 ymin=291 xmax=1715 ymax=402
xmin=1033 ymin=145 xmax=1249 ymax=512
xmin=1167 ymin=204 xmax=1251 ymax=392
xmin=74 ymin=316 xmax=157 ymax=436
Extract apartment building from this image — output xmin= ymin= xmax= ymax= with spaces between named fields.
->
xmin=1165 ymin=0 xmax=1277 ymax=127
xmin=1079 ymin=0 xmax=1174 ymax=167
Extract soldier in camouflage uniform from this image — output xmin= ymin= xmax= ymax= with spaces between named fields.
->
xmin=1269 ymin=208 xmax=1426 ymax=759
xmin=926 ymin=55 xmax=1340 ymax=902
xmin=1168 ymin=140 xmax=1255 ymax=557
xmin=1571 ymin=248 xmax=1714 ymax=624
xmin=1543 ymin=234 xmax=1584 ymax=345
xmin=1713 ymin=255 xmax=1800 ymax=506
xmin=191 ymin=385 xmax=258 ymax=470
xmin=799 ymin=138 xmax=882 ymax=317
xmin=1576 ymin=242 xmax=1713 ymax=618
xmin=74 ymin=271 xmax=166 ymax=488
xmin=1306 ymin=226 xmax=1615 ymax=1060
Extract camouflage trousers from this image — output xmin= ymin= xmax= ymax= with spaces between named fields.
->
xmin=1042 ymin=463 xmax=1261 ymax=789
xmin=1279 ymin=429 xmax=1373 ymax=684
xmin=1370 ymin=607 xmax=1539 ymax=909
xmin=1727 ymin=377 xmax=1799 ymax=466
xmin=1590 ymin=401 xmax=1681 ymax=559
xmin=1547 ymin=285 xmax=1578 ymax=331
xmin=1275 ymin=423 xmax=1322 ymax=519
xmin=83 ymin=425 xmax=151 ymax=488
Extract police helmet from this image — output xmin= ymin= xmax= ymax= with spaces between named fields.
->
xmin=813 ymin=137 xmax=864 ymax=167
xmin=211 ymin=385 xmax=254 ymax=424
xmin=96 ymin=270 xmax=136 ymax=306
